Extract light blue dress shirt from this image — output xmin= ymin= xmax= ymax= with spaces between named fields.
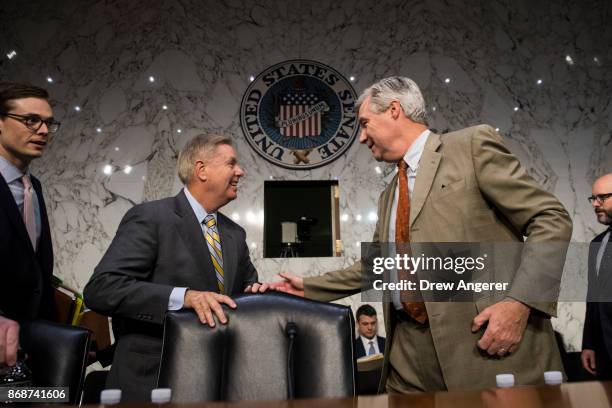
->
xmin=0 ymin=155 xmax=42 ymax=247
xmin=167 ymin=187 xmax=218 ymax=310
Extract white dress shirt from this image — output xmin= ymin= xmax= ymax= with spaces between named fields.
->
xmin=360 ymin=335 xmax=381 ymax=356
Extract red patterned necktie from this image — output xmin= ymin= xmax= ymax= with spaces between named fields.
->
xmin=396 ymin=160 xmax=428 ymax=323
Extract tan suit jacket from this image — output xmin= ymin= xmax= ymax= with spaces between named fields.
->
xmin=304 ymin=125 xmax=572 ymax=391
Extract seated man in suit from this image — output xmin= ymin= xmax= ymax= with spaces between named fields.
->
xmin=355 ymin=305 xmax=385 ymax=359
xmin=84 ymin=133 xmax=258 ymax=402
xmin=0 ymin=82 xmax=59 ymax=366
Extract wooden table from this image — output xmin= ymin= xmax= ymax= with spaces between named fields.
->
xmin=78 ymin=381 xmax=612 ymax=408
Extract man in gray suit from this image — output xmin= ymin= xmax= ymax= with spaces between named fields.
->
xmin=85 ymin=134 xmax=258 ymax=402
xmin=258 ymin=77 xmax=572 ymax=393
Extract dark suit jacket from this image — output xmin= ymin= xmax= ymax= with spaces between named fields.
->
xmin=84 ymin=190 xmax=258 ymax=402
xmin=355 ymin=335 xmax=386 ymax=359
xmin=583 ymin=229 xmax=612 ymax=359
xmin=0 ymin=173 xmax=55 ymax=321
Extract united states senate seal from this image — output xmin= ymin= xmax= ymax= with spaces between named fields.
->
xmin=240 ymin=60 xmax=358 ymax=170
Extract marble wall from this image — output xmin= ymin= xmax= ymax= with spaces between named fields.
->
xmin=1 ymin=0 xmax=610 ymax=351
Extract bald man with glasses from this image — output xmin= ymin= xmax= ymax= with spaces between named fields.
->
xmin=582 ymin=173 xmax=612 ymax=380
xmin=0 ymin=81 xmax=60 ymax=367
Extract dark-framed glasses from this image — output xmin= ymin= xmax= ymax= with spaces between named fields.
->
xmin=0 ymin=112 xmax=61 ymax=133
xmin=588 ymin=193 xmax=612 ymax=204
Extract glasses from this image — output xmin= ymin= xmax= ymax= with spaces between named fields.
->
xmin=0 ymin=112 xmax=61 ymax=133
xmin=588 ymin=193 xmax=612 ymax=204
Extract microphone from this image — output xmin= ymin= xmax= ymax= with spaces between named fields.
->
xmin=285 ymin=322 xmax=298 ymax=399
xmin=286 ymin=322 xmax=298 ymax=338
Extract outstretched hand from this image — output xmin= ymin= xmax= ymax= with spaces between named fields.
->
xmin=268 ymin=272 xmax=305 ymax=297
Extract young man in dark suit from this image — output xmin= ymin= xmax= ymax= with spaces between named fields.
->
xmin=0 ymin=82 xmax=59 ymax=366
xmin=355 ymin=304 xmax=385 ymax=359
xmin=582 ymin=173 xmax=612 ymax=379
xmin=84 ymin=134 xmax=258 ymax=402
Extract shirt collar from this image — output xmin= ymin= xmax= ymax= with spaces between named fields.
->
xmin=0 ymin=155 xmax=25 ymax=184
xmin=183 ymin=187 xmax=216 ymax=225
xmin=402 ymin=129 xmax=431 ymax=171
xmin=360 ymin=334 xmax=376 ymax=344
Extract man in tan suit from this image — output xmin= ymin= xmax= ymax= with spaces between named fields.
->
xmin=250 ymin=76 xmax=572 ymax=392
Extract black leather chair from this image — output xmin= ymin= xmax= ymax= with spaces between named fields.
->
xmin=20 ymin=319 xmax=91 ymax=405
xmin=158 ymin=293 xmax=356 ymax=402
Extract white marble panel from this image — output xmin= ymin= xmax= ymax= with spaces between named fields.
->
xmin=1 ymin=0 xmax=610 ymax=351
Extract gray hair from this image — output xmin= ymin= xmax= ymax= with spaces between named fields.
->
xmin=177 ymin=133 xmax=233 ymax=184
xmin=356 ymin=77 xmax=428 ymax=125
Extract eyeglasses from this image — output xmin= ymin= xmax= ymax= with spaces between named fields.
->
xmin=0 ymin=112 xmax=61 ymax=133
xmin=588 ymin=193 xmax=612 ymax=204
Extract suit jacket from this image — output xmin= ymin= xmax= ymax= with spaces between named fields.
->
xmin=304 ymin=125 xmax=572 ymax=391
xmin=355 ymin=335 xmax=386 ymax=359
xmin=0 ymin=173 xmax=55 ymax=321
xmin=582 ymin=229 xmax=612 ymax=358
xmin=84 ymin=190 xmax=258 ymax=402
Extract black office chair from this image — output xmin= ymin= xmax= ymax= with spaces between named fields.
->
xmin=158 ymin=292 xmax=356 ymax=402
xmin=19 ymin=319 xmax=91 ymax=405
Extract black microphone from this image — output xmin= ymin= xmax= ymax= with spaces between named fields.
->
xmin=285 ymin=322 xmax=298 ymax=399
xmin=286 ymin=322 xmax=298 ymax=339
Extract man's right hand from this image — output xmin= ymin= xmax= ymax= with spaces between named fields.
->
xmin=0 ymin=316 xmax=19 ymax=366
xmin=183 ymin=290 xmax=236 ymax=327
xmin=581 ymin=349 xmax=597 ymax=376
xmin=269 ymin=272 xmax=305 ymax=297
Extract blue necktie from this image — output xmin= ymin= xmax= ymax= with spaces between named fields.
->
xmin=368 ymin=341 xmax=375 ymax=356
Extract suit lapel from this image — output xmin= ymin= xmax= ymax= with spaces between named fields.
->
xmin=31 ymin=176 xmax=53 ymax=276
xmin=589 ymin=234 xmax=602 ymax=284
xmin=355 ymin=338 xmax=365 ymax=357
xmin=217 ymin=214 xmax=236 ymax=293
xmin=596 ymin=231 xmax=612 ymax=291
xmin=173 ymin=191 xmax=218 ymax=290
xmin=410 ymin=133 xmax=441 ymax=226
xmin=0 ymin=173 xmax=35 ymax=253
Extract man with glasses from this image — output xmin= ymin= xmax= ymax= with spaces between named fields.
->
xmin=582 ymin=173 xmax=612 ymax=379
xmin=0 ymin=82 xmax=60 ymax=367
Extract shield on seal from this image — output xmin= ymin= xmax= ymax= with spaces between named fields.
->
xmin=277 ymin=91 xmax=322 ymax=138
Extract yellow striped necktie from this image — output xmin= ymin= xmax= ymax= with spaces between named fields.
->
xmin=204 ymin=214 xmax=224 ymax=293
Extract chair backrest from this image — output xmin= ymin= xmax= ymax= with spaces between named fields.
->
xmin=158 ymin=293 xmax=356 ymax=402
xmin=20 ymin=320 xmax=91 ymax=405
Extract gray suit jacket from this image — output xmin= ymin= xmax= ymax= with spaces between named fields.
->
xmin=84 ymin=190 xmax=258 ymax=402
xmin=304 ymin=125 xmax=572 ymax=391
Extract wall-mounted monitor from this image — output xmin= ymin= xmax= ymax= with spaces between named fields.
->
xmin=264 ymin=180 xmax=341 ymax=258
